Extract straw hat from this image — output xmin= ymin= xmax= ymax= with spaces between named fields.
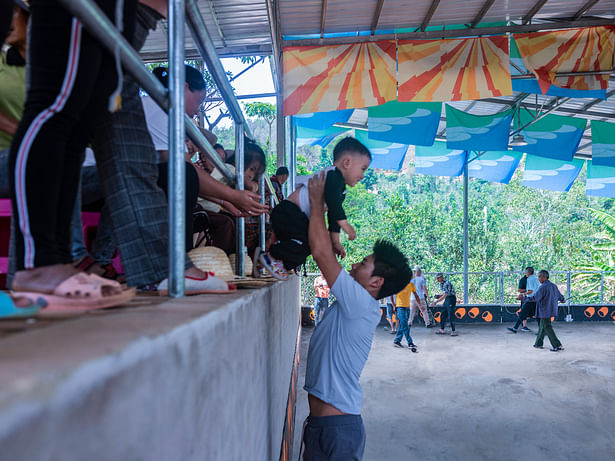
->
xmin=229 ymin=253 xmax=253 ymax=276
xmin=188 ymin=246 xmax=234 ymax=281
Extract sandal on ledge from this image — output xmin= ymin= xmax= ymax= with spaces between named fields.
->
xmin=13 ymin=272 xmax=135 ymax=312
xmin=157 ymin=272 xmax=237 ymax=296
xmin=0 ymin=292 xmax=45 ymax=319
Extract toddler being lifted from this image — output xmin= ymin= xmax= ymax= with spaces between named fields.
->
xmin=257 ymin=137 xmax=371 ymax=280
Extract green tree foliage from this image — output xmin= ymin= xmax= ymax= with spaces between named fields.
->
xmin=244 ymin=102 xmax=276 ymax=154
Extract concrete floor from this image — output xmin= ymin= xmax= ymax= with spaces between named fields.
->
xmin=293 ymin=322 xmax=615 ymax=461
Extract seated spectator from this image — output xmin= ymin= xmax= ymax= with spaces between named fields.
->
xmin=270 ymin=166 xmax=289 ymax=204
xmin=0 ymin=0 xmax=28 ymax=197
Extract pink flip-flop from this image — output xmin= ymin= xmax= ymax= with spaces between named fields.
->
xmin=14 ymin=273 xmax=136 ymax=312
xmin=157 ymin=272 xmax=237 ymax=296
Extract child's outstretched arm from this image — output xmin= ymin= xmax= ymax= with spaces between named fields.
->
xmin=337 ymin=219 xmax=356 ymax=240
xmin=309 ymin=172 xmax=342 ymax=288
xmin=329 ymin=232 xmax=346 ymax=259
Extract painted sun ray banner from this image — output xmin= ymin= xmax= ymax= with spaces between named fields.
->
xmin=283 ymin=41 xmax=397 ymax=116
xmin=398 ymin=36 xmax=512 ymax=102
xmin=586 ymin=162 xmax=615 ymax=198
xmin=514 ymin=26 xmax=615 ymax=94
xmin=591 ymin=120 xmax=615 ymax=167
xmin=445 ymin=104 xmax=513 ymax=151
xmin=367 ymin=101 xmax=442 ymax=146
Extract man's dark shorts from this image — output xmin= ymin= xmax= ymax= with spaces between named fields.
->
xmin=303 ymin=414 xmax=366 ymax=461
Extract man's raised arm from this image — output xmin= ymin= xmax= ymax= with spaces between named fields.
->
xmin=308 ymin=172 xmax=342 ymax=288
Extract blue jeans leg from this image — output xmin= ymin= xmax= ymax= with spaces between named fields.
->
xmin=394 ymin=307 xmax=412 ymax=344
xmin=314 ymin=297 xmax=328 ymax=326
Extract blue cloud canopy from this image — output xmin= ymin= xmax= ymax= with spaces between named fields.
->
xmin=293 ymin=109 xmax=353 ymax=130
xmin=586 ymin=162 xmax=615 ymax=198
xmin=591 ymin=120 xmax=615 ymax=167
xmin=518 ymin=110 xmax=586 ymax=161
xmin=295 ymin=126 xmax=349 ymax=148
xmin=468 ymin=150 xmax=522 ymax=184
xmin=367 ymin=101 xmax=441 ymax=146
xmin=356 ymin=131 xmax=409 ymax=170
xmin=522 ymin=154 xmax=584 ymax=192
xmin=415 ymin=142 xmax=467 ymax=177
xmin=446 ymin=105 xmax=513 ymax=151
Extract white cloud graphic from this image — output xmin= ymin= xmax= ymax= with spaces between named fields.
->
xmin=525 ymin=131 xmax=557 ymax=140
xmin=416 ymin=151 xmax=463 ymax=168
xmin=468 ymin=155 xmax=516 ymax=171
xmin=408 ymin=108 xmax=434 ymax=118
xmin=593 ymin=143 xmax=615 ymax=158
xmin=294 ymin=113 xmax=314 ymax=119
xmin=587 ymin=177 xmax=615 ymax=190
xmin=369 ymin=123 xmax=393 ymax=133
xmin=554 ymin=124 xmax=579 ymax=134
xmin=523 ymin=163 xmax=577 ymax=182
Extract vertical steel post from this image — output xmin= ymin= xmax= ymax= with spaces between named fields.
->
xmin=600 ymin=271 xmax=604 ymax=303
xmin=284 ymin=116 xmax=292 ymax=197
xmin=259 ymin=175 xmax=266 ymax=251
xmin=235 ymin=125 xmax=245 ymax=276
xmin=463 ymin=157 xmax=469 ymax=305
xmin=567 ymin=270 xmax=572 ymax=314
xmin=276 ymin=93 xmax=285 ymax=168
xmin=290 ymin=117 xmax=297 ymax=192
xmin=168 ymin=0 xmax=185 ymax=297
xmin=500 ymin=272 xmax=504 ymax=307
xmin=494 ymin=273 xmax=498 ymax=304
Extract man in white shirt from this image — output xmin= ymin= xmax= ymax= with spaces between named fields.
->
xmin=508 ymin=266 xmax=539 ymax=333
xmin=302 ymin=172 xmax=411 ymax=461
xmin=410 ymin=266 xmax=434 ymax=328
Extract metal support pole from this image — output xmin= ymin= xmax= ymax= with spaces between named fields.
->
xmin=168 ymin=0 xmax=185 ymax=298
xmin=276 ymin=93 xmax=285 ymax=168
xmin=600 ymin=271 xmax=605 ymax=303
xmin=494 ymin=273 xmax=498 ymax=304
xmin=567 ymin=270 xmax=572 ymax=314
xmin=235 ymin=126 xmax=245 ymax=277
xmin=284 ymin=116 xmax=292 ymax=197
xmin=463 ymin=157 xmax=469 ymax=305
xmin=290 ymin=118 xmax=297 ymax=192
xmin=259 ymin=176 xmax=266 ymax=251
xmin=56 ymin=0 xmax=235 ymax=183
xmin=500 ymin=272 xmax=504 ymax=307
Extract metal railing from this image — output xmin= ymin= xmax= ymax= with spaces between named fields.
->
xmin=300 ymin=271 xmax=615 ymax=308
xmin=57 ymin=0 xmax=279 ymax=292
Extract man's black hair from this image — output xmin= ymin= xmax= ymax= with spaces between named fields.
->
xmin=276 ymin=166 xmax=289 ymax=176
xmin=525 ymin=266 xmax=534 ymax=275
xmin=213 ymin=143 xmax=224 ymax=151
xmin=371 ymin=239 xmax=411 ymax=299
xmin=332 ymin=136 xmax=372 ymax=162
xmin=152 ymin=65 xmax=205 ymax=92
xmin=538 ymin=270 xmax=549 ymax=279
xmin=227 ymin=137 xmax=267 ymax=177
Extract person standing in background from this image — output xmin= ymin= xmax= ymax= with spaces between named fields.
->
xmin=313 ymin=271 xmax=330 ymax=326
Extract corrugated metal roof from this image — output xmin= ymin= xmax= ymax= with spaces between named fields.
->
xmin=280 ymin=0 xmax=615 ymax=37
xmin=140 ymin=0 xmax=273 ymax=60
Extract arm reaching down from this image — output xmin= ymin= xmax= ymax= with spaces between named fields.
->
xmin=337 ymin=219 xmax=356 ymax=240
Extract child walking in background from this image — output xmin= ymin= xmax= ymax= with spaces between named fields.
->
xmin=256 ymin=137 xmax=371 ymax=280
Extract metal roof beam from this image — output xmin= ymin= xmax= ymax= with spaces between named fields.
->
xmin=283 ymin=17 xmax=614 ymax=46
xmin=371 ymin=0 xmax=385 ymax=35
xmin=573 ymin=0 xmax=602 ymax=19
xmin=206 ymin=0 xmax=226 ymax=47
xmin=420 ymin=0 xmax=441 ymax=32
xmin=480 ymin=97 xmax=615 ymax=120
xmin=522 ymin=0 xmax=549 ymax=25
xmin=581 ymin=88 xmax=615 ymax=111
xmin=320 ymin=0 xmax=328 ymax=38
xmin=265 ymin=0 xmax=281 ymax=93
xmin=470 ymin=0 xmax=496 ymax=28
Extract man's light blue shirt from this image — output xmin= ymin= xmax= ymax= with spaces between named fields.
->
xmin=526 ymin=275 xmax=540 ymax=299
xmin=304 ymin=269 xmax=381 ymax=415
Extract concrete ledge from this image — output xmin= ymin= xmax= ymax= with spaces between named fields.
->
xmin=0 ymin=277 xmax=300 ymax=461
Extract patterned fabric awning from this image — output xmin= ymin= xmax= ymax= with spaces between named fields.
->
xmin=295 ymin=126 xmax=348 ymax=148
xmin=283 ymin=41 xmax=397 ymax=116
xmin=367 ymin=101 xmax=441 ymax=146
xmin=586 ymin=162 xmax=615 ymax=198
xmin=355 ymin=131 xmax=408 ymax=171
xmin=293 ymin=109 xmax=354 ymax=130
xmin=514 ymin=26 xmax=615 ymax=94
xmin=468 ymin=151 xmax=522 ymax=184
xmin=518 ymin=109 xmax=587 ymax=161
xmin=397 ymin=36 xmax=512 ymax=102
xmin=445 ymin=105 xmax=513 ymax=151
xmin=591 ymin=120 xmax=615 ymax=167
xmin=522 ymin=155 xmax=584 ymax=192
xmin=415 ymin=142 xmax=467 ymax=177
